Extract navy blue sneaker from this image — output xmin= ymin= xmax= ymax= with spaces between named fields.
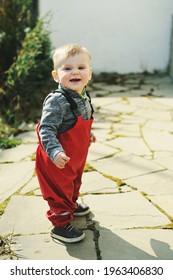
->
xmin=51 ymin=224 xmax=85 ymax=243
xmin=74 ymin=203 xmax=90 ymax=216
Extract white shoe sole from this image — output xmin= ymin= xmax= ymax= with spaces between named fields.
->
xmin=73 ymin=208 xmax=90 ymax=217
xmin=51 ymin=232 xmax=85 ymax=243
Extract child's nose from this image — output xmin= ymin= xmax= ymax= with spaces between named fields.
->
xmin=72 ymin=68 xmax=79 ymax=74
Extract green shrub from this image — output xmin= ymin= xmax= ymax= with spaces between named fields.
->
xmin=0 ymin=0 xmax=37 ymax=79
xmin=3 ymin=18 xmax=53 ymax=124
xmin=0 ymin=1 xmax=53 ymax=125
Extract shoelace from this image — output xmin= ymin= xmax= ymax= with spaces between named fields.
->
xmin=65 ymin=224 xmax=75 ymax=232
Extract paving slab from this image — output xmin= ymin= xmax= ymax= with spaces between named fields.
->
xmin=121 ymin=114 xmax=145 ymax=125
xmin=98 ymin=229 xmax=173 ymax=260
xmin=92 ymin=89 xmax=109 ymax=97
xmin=107 ymin=137 xmax=151 ymax=156
xmin=125 ymin=170 xmax=173 ymax=195
xmin=89 ymin=152 xmax=163 ymax=180
xmin=15 ymin=131 xmax=38 ymax=143
xmin=143 ymin=127 xmax=173 ymax=151
xmin=134 ymin=108 xmax=172 ymax=121
xmin=10 ymin=231 xmax=96 ymax=260
xmin=91 ymin=129 xmax=110 ymax=143
xmin=155 ymin=97 xmax=173 ymax=107
xmin=81 ymin=171 xmax=118 ymax=194
xmin=129 ymin=97 xmax=170 ymax=111
xmin=138 ymin=91 xmax=164 ymax=99
xmin=34 ymin=189 xmax=42 ymax=195
xmin=83 ymin=192 xmax=170 ymax=229
xmin=144 ymin=120 xmax=173 ymax=132
xmin=112 ymin=123 xmax=141 ymax=137
xmin=120 ymin=89 xmax=153 ymax=97
xmin=102 ymin=102 xmax=138 ymax=114
xmin=0 ymin=196 xmax=50 ymax=235
xmin=0 ymin=143 xmax=37 ymax=163
xmin=92 ymin=97 xmax=120 ymax=107
xmin=97 ymin=84 xmax=127 ymax=93
xmin=92 ymin=121 xmax=111 ymax=130
xmin=87 ymin=142 xmax=117 ymax=161
xmin=148 ymin=195 xmax=173 ymax=219
xmin=91 ymin=119 xmax=112 ymax=143
xmin=153 ymin=152 xmax=173 ymax=171
xmin=20 ymin=175 xmax=40 ymax=194
xmin=0 ymin=161 xmax=35 ymax=204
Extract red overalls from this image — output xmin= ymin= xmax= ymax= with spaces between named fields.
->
xmin=35 ymin=94 xmax=93 ymax=227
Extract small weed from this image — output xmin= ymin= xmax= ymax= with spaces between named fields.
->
xmin=108 ymin=124 xmax=114 ymax=135
xmin=161 ymin=224 xmax=173 ymax=230
xmin=101 ymin=173 xmax=125 ymax=188
xmin=0 ymin=235 xmax=17 ymax=259
xmin=0 ymin=138 xmax=21 ymax=149
xmin=30 ymin=152 xmax=36 ymax=161
xmin=84 ymin=163 xmax=96 ymax=172
xmin=0 ymin=197 xmax=11 ymax=215
xmin=121 ymin=97 xmax=129 ymax=103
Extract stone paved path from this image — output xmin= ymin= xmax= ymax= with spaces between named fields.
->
xmin=0 ymin=74 xmax=173 ymax=260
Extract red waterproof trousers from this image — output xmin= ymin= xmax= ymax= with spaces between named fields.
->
xmin=35 ymin=115 xmax=93 ymax=227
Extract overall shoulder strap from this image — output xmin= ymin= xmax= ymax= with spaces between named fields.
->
xmin=86 ymin=91 xmax=94 ymax=114
xmin=53 ymin=89 xmax=77 ymax=111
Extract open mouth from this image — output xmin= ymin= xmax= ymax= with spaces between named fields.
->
xmin=70 ymin=78 xmax=81 ymax=82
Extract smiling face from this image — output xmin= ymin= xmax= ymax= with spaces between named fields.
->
xmin=52 ymin=53 xmax=92 ymax=94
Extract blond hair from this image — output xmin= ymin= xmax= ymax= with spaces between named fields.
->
xmin=52 ymin=44 xmax=91 ymax=69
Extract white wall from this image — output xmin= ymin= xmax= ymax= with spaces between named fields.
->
xmin=39 ymin=0 xmax=173 ymax=73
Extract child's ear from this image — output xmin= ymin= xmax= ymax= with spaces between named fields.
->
xmin=52 ymin=70 xmax=59 ymax=82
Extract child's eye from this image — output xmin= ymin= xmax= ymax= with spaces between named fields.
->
xmin=64 ymin=67 xmax=71 ymax=71
xmin=79 ymin=66 xmax=85 ymax=70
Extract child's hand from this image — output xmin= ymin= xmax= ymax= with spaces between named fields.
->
xmin=90 ymin=133 xmax=96 ymax=144
xmin=53 ymin=152 xmax=70 ymax=169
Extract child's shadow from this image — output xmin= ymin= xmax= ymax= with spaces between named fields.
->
xmin=60 ymin=213 xmax=173 ymax=260
xmin=150 ymin=239 xmax=173 ymax=260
